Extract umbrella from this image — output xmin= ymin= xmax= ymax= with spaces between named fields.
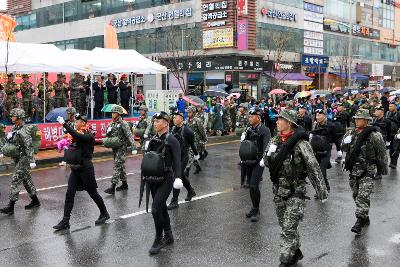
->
xmin=230 ymin=88 xmax=242 ymax=93
xmin=294 ymin=91 xmax=312 ymax=99
xmin=217 ymin=84 xmax=228 ymax=89
xmin=311 ymin=90 xmax=331 ymax=96
xmin=205 ymin=87 xmax=228 ymax=97
xmin=269 ymin=89 xmax=288 ymax=95
xmin=382 ymin=87 xmax=396 ymax=93
xmin=101 ymin=104 xmax=128 ymax=114
xmin=228 ymin=93 xmax=241 ymax=99
xmin=333 ymin=87 xmax=342 ymax=91
xmin=182 ymin=95 xmax=205 ymax=106
xmin=390 ymin=89 xmax=400 ymax=96
xmin=45 ymin=107 xmax=68 ymax=122
xmin=389 ymin=95 xmax=397 ymax=101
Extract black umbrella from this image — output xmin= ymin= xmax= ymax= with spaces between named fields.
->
xmin=205 ymin=86 xmax=228 ymax=97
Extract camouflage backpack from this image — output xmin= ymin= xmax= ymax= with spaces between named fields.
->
xmin=26 ymin=124 xmax=42 ymax=154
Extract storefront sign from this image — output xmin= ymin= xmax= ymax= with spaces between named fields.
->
xmin=206 ymin=21 xmax=226 ymax=27
xmin=203 ymin=27 xmax=234 ymax=49
xmin=162 ymin=56 xmax=263 ymax=72
xmin=304 ymin=30 xmax=323 ymax=40
xmin=303 ymin=2 xmax=323 ymax=14
xmin=304 ymin=21 xmax=323 ymax=32
xmin=304 ymin=47 xmax=323 ymax=55
xmin=323 ymin=19 xmax=350 ymax=34
xmin=202 ymin=1 xmax=228 ymax=21
xmin=237 ymin=0 xmax=248 ymax=16
xmin=372 ymin=63 xmax=384 ymax=76
xmin=304 ymin=39 xmax=323 ymax=48
xmin=352 ymin=25 xmax=380 ymax=39
xmin=304 ymin=10 xmax=323 ymax=23
xmin=274 ymin=63 xmax=294 ymax=71
xmin=112 ymin=8 xmax=192 ymax=28
xmin=237 ymin=19 xmax=248 ymax=51
xmin=301 ymin=54 xmax=329 ymax=67
xmin=260 ymin=7 xmax=296 ymax=22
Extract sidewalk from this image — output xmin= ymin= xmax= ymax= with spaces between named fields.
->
xmin=0 ymin=134 xmax=239 ymax=172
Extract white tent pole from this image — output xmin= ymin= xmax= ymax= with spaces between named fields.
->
xmin=132 ymin=73 xmax=136 ymax=115
xmin=90 ymin=73 xmax=94 ymax=120
xmin=43 ymin=73 xmax=46 ymax=123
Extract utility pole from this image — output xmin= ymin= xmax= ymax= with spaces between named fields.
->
xmin=347 ymin=0 xmax=353 ymax=87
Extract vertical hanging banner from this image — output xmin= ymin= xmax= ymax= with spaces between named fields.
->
xmin=237 ymin=0 xmax=248 ymax=16
xmin=104 ymin=23 xmax=119 ymax=49
xmin=237 ymin=19 xmax=248 ymax=51
xmin=0 ymin=14 xmax=17 ymax=42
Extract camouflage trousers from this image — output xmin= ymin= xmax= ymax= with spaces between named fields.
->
xmin=186 ymin=147 xmax=200 ymax=171
xmin=111 ymin=147 xmax=127 ymax=185
xmin=23 ymin=100 xmax=33 ymax=117
xmin=274 ymin=196 xmax=305 ymax=264
xmin=55 ymin=97 xmax=67 ymax=108
xmin=71 ymin=97 xmax=80 ymax=112
xmin=196 ymin=140 xmax=206 ymax=154
xmin=9 ymin=156 xmax=37 ymax=201
xmin=5 ymin=98 xmax=17 ymax=114
xmin=349 ymin=174 xmax=374 ymax=219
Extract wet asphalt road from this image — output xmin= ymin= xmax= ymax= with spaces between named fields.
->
xmin=0 ymin=141 xmax=400 ymax=267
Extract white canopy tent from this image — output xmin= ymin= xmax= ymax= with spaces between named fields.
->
xmin=1 ymin=41 xmax=167 ymax=120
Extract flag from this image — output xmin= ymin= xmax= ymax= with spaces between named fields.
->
xmin=104 ymin=23 xmax=119 ymax=49
xmin=0 ymin=14 xmax=17 ymax=42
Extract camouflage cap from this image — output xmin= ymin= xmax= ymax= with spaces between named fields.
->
xmin=66 ymin=107 xmax=77 ymax=115
xmin=111 ymin=105 xmax=125 ymax=115
xmin=277 ymin=109 xmax=298 ymax=127
xmin=57 ymin=73 xmax=64 ymax=78
xmin=9 ymin=108 xmax=26 ymax=119
xmin=353 ymin=109 xmax=372 ymax=121
xmin=22 ymin=74 xmax=30 ymax=78
xmin=186 ymin=106 xmax=196 ymax=113
xmin=139 ymin=105 xmax=148 ymax=112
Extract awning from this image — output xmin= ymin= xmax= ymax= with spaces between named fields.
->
xmin=330 ymin=72 xmax=369 ymax=81
xmin=264 ymin=72 xmax=313 ymax=86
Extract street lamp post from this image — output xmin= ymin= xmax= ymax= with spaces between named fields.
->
xmin=347 ymin=0 xmax=353 ymax=88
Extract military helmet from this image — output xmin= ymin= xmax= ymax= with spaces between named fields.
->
xmin=111 ymin=105 xmax=125 ymax=115
xmin=186 ymin=106 xmax=196 ymax=113
xmin=353 ymin=109 xmax=372 ymax=121
xmin=277 ymin=109 xmax=298 ymax=127
xmin=139 ymin=105 xmax=148 ymax=112
xmin=239 ymin=103 xmax=248 ymax=110
xmin=66 ymin=107 xmax=77 ymax=115
xmin=9 ymin=108 xmax=26 ymax=119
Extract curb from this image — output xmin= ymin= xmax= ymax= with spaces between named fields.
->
xmin=0 ymin=135 xmax=239 ymax=172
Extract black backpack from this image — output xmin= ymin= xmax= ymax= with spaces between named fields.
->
xmin=239 ymin=127 xmax=259 ymax=163
xmin=141 ymin=134 xmax=170 ymax=183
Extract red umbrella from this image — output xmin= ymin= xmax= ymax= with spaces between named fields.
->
xmin=269 ymin=89 xmax=288 ymax=95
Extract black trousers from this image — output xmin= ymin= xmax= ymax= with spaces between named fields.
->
xmin=63 ymin=168 xmax=107 ymax=219
xmin=319 ymin=149 xmax=331 ymax=191
xmin=94 ymin=99 xmax=103 ymax=119
xmin=172 ymin=156 xmax=192 ymax=201
xmin=240 ymin=163 xmax=248 ymax=185
xmin=389 ymin=139 xmax=399 ymax=165
xmin=150 ymin=176 xmax=174 ymax=236
xmin=245 ymin=164 xmax=264 ymax=209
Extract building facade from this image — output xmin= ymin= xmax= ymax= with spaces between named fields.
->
xmin=10 ymin=0 xmax=400 ymax=98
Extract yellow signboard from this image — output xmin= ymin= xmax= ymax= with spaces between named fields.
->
xmin=203 ymin=27 xmax=233 ymax=49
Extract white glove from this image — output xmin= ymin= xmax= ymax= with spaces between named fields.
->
xmin=30 ymin=162 xmax=36 ymax=169
xmin=220 ymin=111 xmax=223 ymax=116
xmin=309 ymin=133 xmax=313 ymax=140
xmin=144 ymin=134 xmax=148 ymax=139
xmin=236 ymin=122 xmax=239 ymax=126
xmin=173 ymin=178 xmax=183 ymax=189
xmin=266 ymin=144 xmax=277 ymax=157
xmin=259 ymin=158 xmax=265 ymax=167
xmin=240 ymin=133 xmax=246 ymax=142
xmin=107 ymin=127 xmax=112 ymax=133
xmin=57 ymin=116 xmax=65 ymax=125
xmin=386 ymin=141 xmax=391 ymax=147
xmin=144 ymin=140 xmax=150 ymax=150
xmin=343 ymin=136 xmax=352 ymax=144
xmin=194 ymin=154 xmax=200 ymax=161
xmin=396 ymin=134 xmax=400 ymax=140
xmin=321 ymin=198 xmax=328 ymax=203
xmin=6 ymin=132 xmax=13 ymax=139
xmin=337 ymin=151 xmax=343 ymax=157
xmin=132 ymin=150 xmax=137 ymax=155
xmin=0 ymin=154 xmax=3 ymax=158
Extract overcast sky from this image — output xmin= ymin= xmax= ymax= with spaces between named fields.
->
xmin=0 ymin=0 xmax=6 ymax=10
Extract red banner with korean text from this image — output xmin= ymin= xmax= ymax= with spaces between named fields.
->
xmin=4 ymin=118 xmax=139 ymax=149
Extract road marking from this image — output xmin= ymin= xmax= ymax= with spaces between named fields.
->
xmin=19 ymin=172 xmax=136 ymax=194
xmin=119 ymin=191 xmax=226 ymax=220
xmin=389 ymin=233 xmax=400 ymax=244
xmin=0 ymin=140 xmax=240 ymax=177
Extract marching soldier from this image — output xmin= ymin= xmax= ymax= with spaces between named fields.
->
xmin=333 ymin=103 xmax=351 ymax=162
xmin=104 ymin=105 xmax=135 ymax=194
xmin=265 ymin=109 xmax=328 ymax=266
xmin=186 ymin=106 xmax=206 ymax=174
xmin=0 ymin=108 xmax=40 ymax=215
xmin=372 ymin=105 xmax=391 ymax=179
xmin=342 ymin=109 xmax=388 ymax=235
xmin=236 ymin=103 xmax=249 ymax=136
xmin=296 ymin=104 xmax=312 ymax=133
xmin=195 ymin=105 xmax=208 ymax=160
xmin=132 ymin=105 xmax=150 ymax=152
xmin=4 ymin=73 xmax=19 ymax=115
xmin=37 ymin=72 xmax=53 ymax=116
xmin=20 ymin=74 xmax=34 ymax=120
xmin=53 ymin=73 xmax=68 ymax=108
xmin=385 ymin=102 xmax=400 ymax=168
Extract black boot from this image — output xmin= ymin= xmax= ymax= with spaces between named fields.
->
xmin=351 ymin=218 xmax=363 ymax=235
xmin=194 ymin=165 xmax=202 ymax=174
xmin=116 ymin=181 xmax=128 ymax=191
xmin=163 ymin=230 xmax=174 ymax=245
xmin=289 ymin=248 xmax=304 ymax=265
xmin=0 ymin=201 xmax=15 ymax=215
xmin=25 ymin=195 xmax=40 ymax=210
xmin=362 ymin=216 xmax=370 ymax=226
xmin=199 ymin=152 xmax=204 ymax=161
xmin=104 ymin=184 xmax=116 ymax=195
xmin=95 ymin=211 xmax=110 ymax=225
xmin=245 ymin=208 xmax=257 ymax=218
xmin=149 ymin=236 xmax=165 ymax=255
xmin=185 ymin=189 xmax=196 ymax=201
xmin=279 ymin=263 xmax=290 ymax=267
xmin=53 ymin=217 xmax=70 ymax=230
xmin=250 ymin=209 xmax=260 ymax=222
xmin=374 ymin=174 xmax=382 ymax=180
xmin=167 ymin=200 xmax=179 ymax=210
xmin=202 ymin=150 xmax=208 ymax=160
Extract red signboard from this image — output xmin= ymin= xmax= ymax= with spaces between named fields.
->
xmin=4 ymin=117 xmax=139 ymax=149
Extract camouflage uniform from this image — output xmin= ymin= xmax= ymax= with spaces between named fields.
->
xmin=0 ymin=124 xmax=5 ymax=150
xmin=194 ymin=110 xmax=207 ymax=154
xmin=53 ymin=77 xmax=68 ymax=108
xmin=37 ymin=79 xmax=53 ymax=115
xmin=222 ymin=104 xmax=232 ymax=134
xmin=235 ymin=107 xmax=249 ymax=136
xmin=4 ymin=109 xmax=37 ymax=202
xmin=133 ymin=106 xmax=150 ymax=149
xmin=4 ymin=80 xmax=19 ymax=113
xmin=69 ymin=76 xmax=84 ymax=114
xmin=342 ymin=110 xmax=388 ymax=222
xmin=229 ymin=102 xmax=237 ymax=131
xmin=265 ymin=109 xmax=328 ymax=265
xmin=20 ymin=79 xmax=34 ymax=119
xmin=186 ymin=106 xmax=207 ymax=170
xmin=107 ymin=112 xmax=134 ymax=186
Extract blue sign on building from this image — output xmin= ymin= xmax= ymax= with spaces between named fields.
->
xmin=303 ymin=2 xmax=324 ymax=14
xmin=301 ymin=54 xmax=329 ymax=67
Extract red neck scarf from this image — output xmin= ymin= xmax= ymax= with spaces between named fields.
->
xmin=279 ymin=131 xmax=294 ymax=143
